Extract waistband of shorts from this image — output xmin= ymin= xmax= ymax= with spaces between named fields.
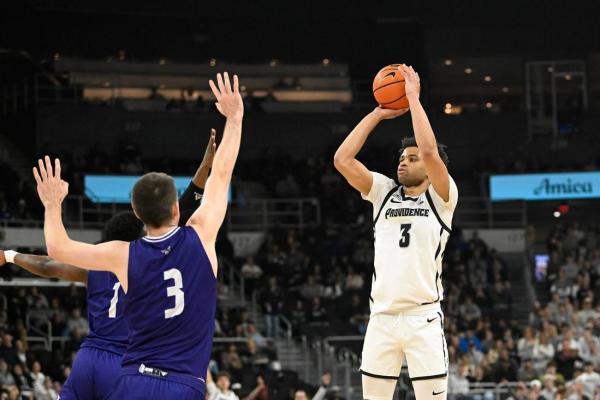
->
xmin=378 ymin=302 xmax=442 ymax=316
xmin=121 ymin=364 xmax=205 ymax=392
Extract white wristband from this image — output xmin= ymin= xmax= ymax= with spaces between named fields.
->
xmin=4 ymin=250 xmax=18 ymax=264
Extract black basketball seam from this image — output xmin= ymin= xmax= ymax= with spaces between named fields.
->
xmin=378 ymin=93 xmax=407 ymax=105
xmin=373 ymin=80 xmax=405 ymax=94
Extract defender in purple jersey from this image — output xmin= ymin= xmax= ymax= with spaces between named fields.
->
xmin=33 ymin=72 xmax=243 ymax=399
xmin=0 ymin=212 xmax=141 ymax=400
xmin=1 ymin=132 xmax=217 ymax=400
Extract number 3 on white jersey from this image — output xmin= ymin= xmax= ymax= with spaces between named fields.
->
xmin=164 ymin=268 xmax=185 ymax=319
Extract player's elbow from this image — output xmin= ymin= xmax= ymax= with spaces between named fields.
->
xmin=46 ymin=243 xmax=63 ymax=262
xmin=333 ymin=152 xmax=350 ymax=171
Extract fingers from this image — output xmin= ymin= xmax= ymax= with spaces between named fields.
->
xmin=216 ymin=73 xmax=225 ymax=94
xmin=33 ymin=167 xmax=42 ymax=186
xmin=54 ymin=158 xmax=61 ymax=179
xmin=44 ymin=155 xmax=53 ymax=178
xmin=208 ymin=80 xmax=221 ymax=101
xmin=233 ymin=74 xmax=239 ymax=93
xmin=223 ymin=72 xmax=232 ymax=93
xmin=38 ymin=159 xmax=48 ymax=181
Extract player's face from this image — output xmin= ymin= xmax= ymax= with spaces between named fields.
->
xmin=397 ymin=147 xmax=427 ymax=187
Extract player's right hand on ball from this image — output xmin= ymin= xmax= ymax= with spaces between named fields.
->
xmin=209 ymin=72 xmax=244 ymax=121
xmin=372 ymin=106 xmax=408 ymax=120
xmin=0 ymin=250 xmax=6 ymax=266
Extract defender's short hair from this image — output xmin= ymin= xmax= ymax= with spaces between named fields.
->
xmin=103 ymin=211 xmax=144 ymax=242
xmin=399 ymin=137 xmax=449 ymax=166
xmin=131 ymin=172 xmax=178 ymax=228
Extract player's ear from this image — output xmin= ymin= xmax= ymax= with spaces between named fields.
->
xmin=171 ymin=202 xmax=180 ymax=219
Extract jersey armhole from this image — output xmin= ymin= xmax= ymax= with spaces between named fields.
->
xmin=188 ymin=225 xmax=218 ymax=280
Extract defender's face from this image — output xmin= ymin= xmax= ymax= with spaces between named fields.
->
xmin=397 ymin=147 xmax=427 ymax=187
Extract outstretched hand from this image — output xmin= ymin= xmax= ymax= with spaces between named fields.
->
xmin=201 ymin=128 xmax=217 ymax=168
xmin=33 ymin=156 xmax=69 ymax=208
xmin=209 ymin=72 xmax=244 ymax=120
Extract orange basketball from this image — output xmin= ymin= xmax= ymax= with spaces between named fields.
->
xmin=372 ymin=64 xmax=408 ymax=110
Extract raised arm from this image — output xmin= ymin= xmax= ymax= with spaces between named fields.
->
xmin=334 ymin=107 xmax=407 ymax=195
xmin=178 ymin=129 xmax=217 ymax=217
xmin=33 ymin=157 xmax=129 ymax=286
xmin=0 ymin=250 xmax=87 ymax=284
xmin=400 ymin=64 xmax=450 ymax=201
xmin=187 ymin=73 xmax=243 ymax=268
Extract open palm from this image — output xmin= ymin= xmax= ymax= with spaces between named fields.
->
xmin=209 ymin=72 xmax=243 ymax=120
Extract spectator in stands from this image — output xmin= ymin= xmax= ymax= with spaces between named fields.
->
xmin=261 ymin=277 xmax=283 ymax=338
xmin=0 ymin=358 xmax=15 ymax=388
xmin=345 ymin=267 xmax=364 ymax=291
xmin=28 ymin=360 xmax=45 ymax=395
xmin=577 ymin=297 xmax=598 ymax=328
xmin=459 ymin=296 xmax=482 ymax=323
xmin=517 ymin=359 xmax=537 ymax=382
xmin=493 ymin=349 xmax=518 ymax=382
xmin=300 ymin=276 xmax=323 ymax=300
xmin=247 ymin=324 xmax=268 ymax=348
xmin=576 ymin=362 xmax=600 ymax=399
xmin=532 ymin=332 xmax=555 ymax=374
xmin=0 ymin=335 xmax=17 ymax=366
xmin=221 ymin=344 xmax=244 ymax=378
xmin=551 ymin=268 xmax=577 ymax=301
xmin=308 ymin=297 xmax=327 ymax=325
xmin=12 ymin=363 xmax=31 ymax=393
xmin=517 ymin=326 xmax=536 ymax=361
xmin=293 ymin=373 xmax=330 ymax=400
xmin=556 ymin=328 xmax=581 ymax=379
xmin=344 ymin=294 xmax=369 ymax=335
xmin=539 ymin=374 xmax=557 ymax=400
xmin=14 ymin=340 xmax=27 ymax=367
xmin=206 ymin=370 xmax=240 ymax=400
xmin=579 ymin=325 xmax=600 ymax=367
xmin=244 ymin=375 xmax=268 ymax=400
xmin=242 ymin=256 xmax=263 ymax=294
xmin=448 ymin=364 xmax=470 ymax=400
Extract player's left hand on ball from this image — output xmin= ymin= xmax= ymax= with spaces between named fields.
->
xmin=0 ymin=251 xmax=6 ymax=266
xmin=398 ymin=64 xmax=420 ymax=100
xmin=208 ymin=72 xmax=244 ymax=120
xmin=33 ymin=156 xmax=69 ymax=208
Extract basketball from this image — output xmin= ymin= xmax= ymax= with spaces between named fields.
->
xmin=372 ymin=64 xmax=409 ymax=110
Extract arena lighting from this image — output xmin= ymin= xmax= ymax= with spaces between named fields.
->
xmin=445 ymin=102 xmax=452 ymax=109
xmin=159 ymin=58 xmax=166 ymax=65
xmin=322 ymin=58 xmax=330 ymax=66
xmin=484 ymin=75 xmax=492 ymax=82
xmin=53 ymin=52 xmax=60 ymax=61
xmin=464 ymin=67 xmax=473 ymax=74
xmin=553 ymin=211 xmax=561 ymax=218
xmin=444 ymin=59 xmax=453 ymax=66
xmin=269 ymin=59 xmax=279 ymax=67
xmin=485 ymin=102 xmax=493 ymax=109
xmin=558 ymin=203 xmax=570 ymax=214
xmin=502 ymin=87 xmax=509 ymax=93
xmin=209 ymin=58 xmax=217 ymax=67
xmin=565 ymin=74 xmax=572 ymax=81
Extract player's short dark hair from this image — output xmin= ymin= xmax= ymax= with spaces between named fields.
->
xmin=131 ymin=172 xmax=178 ymax=229
xmin=399 ymin=137 xmax=449 ymax=166
xmin=103 ymin=212 xmax=144 ymax=242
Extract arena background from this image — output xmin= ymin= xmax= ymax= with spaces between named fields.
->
xmin=1 ymin=1 xmax=600 ymax=399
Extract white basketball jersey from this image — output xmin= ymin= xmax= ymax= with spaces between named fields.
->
xmin=362 ymin=172 xmax=458 ymax=315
